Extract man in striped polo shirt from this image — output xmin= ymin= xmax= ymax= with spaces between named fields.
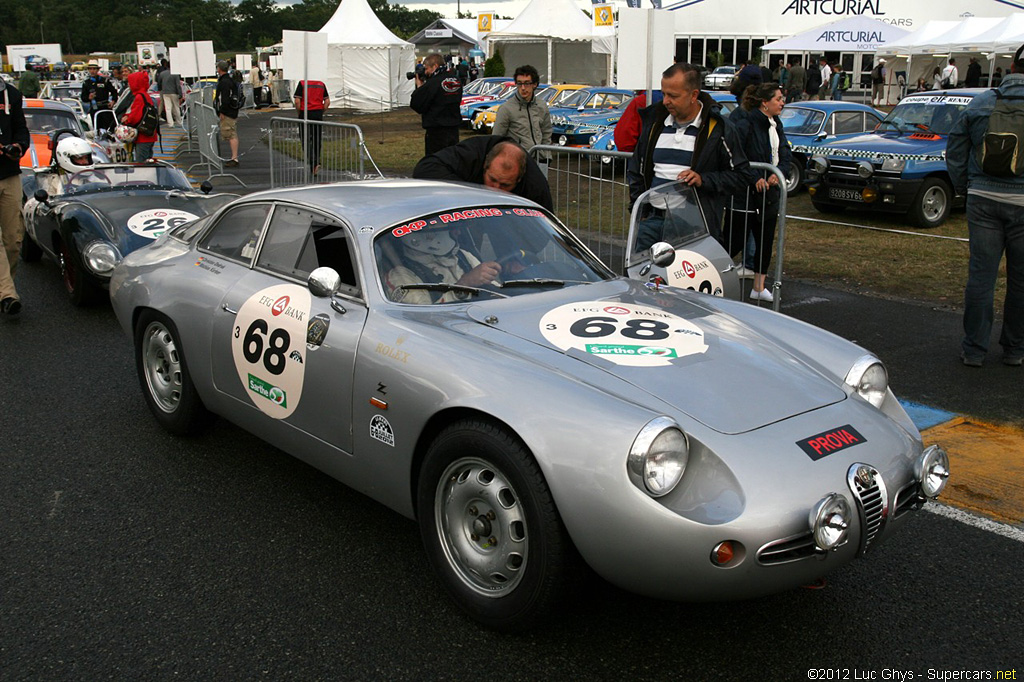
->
xmin=628 ymin=62 xmax=749 ymax=252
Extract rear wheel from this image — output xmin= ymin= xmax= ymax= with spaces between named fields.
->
xmin=20 ymin=233 xmax=43 ymax=263
xmin=58 ymin=239 xmax=100 ymax=306
xmin=134 ymin=311 xmax=210 ymax=436
xmin=417 ymin=419 xmax=575 ymax=631
xmin=909 ymin=177 xmax=952 ymax=228
xmin=785 ymin=158 xmax=804 ymax=194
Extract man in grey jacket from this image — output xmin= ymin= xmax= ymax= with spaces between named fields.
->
xmin=492 ymin=64 xmax=551 ymax=151
xmin=947 ymin=44 xmax=1024 ymax=367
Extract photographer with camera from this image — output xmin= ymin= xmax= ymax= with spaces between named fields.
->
xmin=0 ymin=80 xmax=29 ymax=316
xmin=410 ymin=53 xmax=463 ymax=156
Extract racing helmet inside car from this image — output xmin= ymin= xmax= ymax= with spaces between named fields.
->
xmin=402 ymin=228 xmax=458 ymax=257
xmin=55 ymin=137 xmax=95 ymax=173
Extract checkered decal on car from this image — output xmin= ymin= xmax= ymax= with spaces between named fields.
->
xmin=792 ymin=145 xmax=945 ymax=162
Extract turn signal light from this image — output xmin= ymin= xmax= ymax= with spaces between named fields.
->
xmin=862 ymin=187 xmax=879 ymax=202
xmin=711 ymin=541 xmax=735 ymax=566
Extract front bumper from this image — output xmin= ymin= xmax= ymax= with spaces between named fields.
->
xmin=807 ymin=168 xmax=924 ymax=214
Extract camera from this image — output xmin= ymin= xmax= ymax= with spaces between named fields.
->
xmin=406 ymin=72 xmax=416 ymax=80
xmin=3 ymin=144 xmax=21 ymax=158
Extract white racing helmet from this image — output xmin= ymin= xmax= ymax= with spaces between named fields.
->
xmin=114 ymin=124 xmax=138 ymax=143
xmin=403 ymin=229 xmax=457 ymax=256
xmin=55 ymin=137 xmax=95 ymax=173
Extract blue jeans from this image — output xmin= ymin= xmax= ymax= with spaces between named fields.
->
xmin=962 ymin=194 xmax=1024 ymax=359
xmin=133 ymin=142 xmax=154 ymax=162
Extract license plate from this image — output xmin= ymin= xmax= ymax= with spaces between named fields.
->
xmin=828 ymin=187 xmax=863 ymax=202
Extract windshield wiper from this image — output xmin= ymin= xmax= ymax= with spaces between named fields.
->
xmin=397 ymin=283 xmax=509 ymax=298
xmin=500 ymin=278 xmax=566 ymax=288
xmin=876 ymin=120 xmax=907 ymax=132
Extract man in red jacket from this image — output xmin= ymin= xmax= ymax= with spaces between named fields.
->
xmin=121 ymin=71 xmax=158 ymax=162
xmin=294 ymin=79 xmax=330 ymax=175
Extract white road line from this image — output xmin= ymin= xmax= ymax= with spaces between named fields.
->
xmin=787 ymin=214 xmax=969 ymax=242
xmin=925 ymin=503 xmax=1024 ymax=543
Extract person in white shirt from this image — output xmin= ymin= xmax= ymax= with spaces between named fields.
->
xmin=818 ymin=58 xmax=832 ymax=100
xmin=941 ymin=59 xmax=959 ymax=89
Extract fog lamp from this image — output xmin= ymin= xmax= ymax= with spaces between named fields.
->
xmin=810 ymin=493 xmax=851 ymax=551
xmin=862 ymin=187 xmax=879 ymax=202
xmin=917 ymin=445 xmax=950 ymax=499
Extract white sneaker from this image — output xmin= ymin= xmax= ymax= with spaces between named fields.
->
xmin=749 ymin=288 xmax=774 ymax=302
xmin=734 ymin=265 xmax=756 ymax=278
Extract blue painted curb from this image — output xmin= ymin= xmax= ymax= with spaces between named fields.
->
xmin=899 ymin=399 xmax=957 ymax=432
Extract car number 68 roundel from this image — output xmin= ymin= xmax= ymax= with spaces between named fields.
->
xmin=539 ymin=301 xmax=708 ymax=367
xmin=231 ymin=284 xmax=311 ymax=419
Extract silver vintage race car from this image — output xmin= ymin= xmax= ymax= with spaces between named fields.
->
xmin=109 ymin=179 xmax=949 ymax=630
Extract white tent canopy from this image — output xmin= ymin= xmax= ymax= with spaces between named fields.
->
xmin=911 ymin=17 xmax=1005 ymax=54
xmin=317 ymin=0 xmax=415 ymax=111
xmin=487 ymin=0 xmax=611 ymax=85
xmin=761 ymin=16 xmax=910 ymax=54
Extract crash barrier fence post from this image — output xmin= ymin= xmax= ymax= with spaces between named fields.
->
xmin=268 ymin=117 xmax=380 ymax=189
xmin=528 ymin=146 xmax=787 ymax=311
xmin=727 ymin=161 xmax=788 ymax=312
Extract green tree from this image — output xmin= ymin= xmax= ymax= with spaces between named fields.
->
xmin=484 ymin=49 xmax=504 ymax=77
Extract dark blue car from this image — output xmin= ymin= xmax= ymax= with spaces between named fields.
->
xmin=803 ymin=90 xmax=982 ymax=227
xmin=780 ymin=101 xmax=885 ymax=193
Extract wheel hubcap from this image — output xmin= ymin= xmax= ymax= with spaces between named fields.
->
xmin=434 ymin=457 xmax=527 ymax=597
xmin=142 ymin=321 xmax=183 ymax=413
xmin=922 ymin=187 xmax=947 ymax=221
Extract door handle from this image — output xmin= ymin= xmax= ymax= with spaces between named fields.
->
xmin=331 ymin=300 xmax=347 ymax=315
xmin=222 ymin=303 xmax=238 ymax=314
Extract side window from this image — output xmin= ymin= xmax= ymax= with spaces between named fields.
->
xmin=255 ymin=205 xmax=358 ymax=293
xmin=833 ymin=112 xmax=866 ymax=135
xmin=199 ymin=203 xmax=272 ymax=265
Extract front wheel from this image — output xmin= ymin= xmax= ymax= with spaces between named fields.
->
xmin=20 ymin=233 xmax=43 ymax=263
xmin=134 ymin=311 xmax=210 ymax=436
xmin=909 ymin=177 xmax=952 ymax=228
xmin=58 ymin=238 xmax=101 ymax=306
xmin=785 ymin=158 xmax=804 ymax=194
xmin=417 ymin=419 xmax=575 ymax=631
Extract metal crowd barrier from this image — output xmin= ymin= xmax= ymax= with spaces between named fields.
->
xmin=528 ymin=145 xmax=787 ymax=311
xmin=268 ymin=117 xmax=380 ymax=188
xmin=186 ymin=101 xmax=244 ymax=186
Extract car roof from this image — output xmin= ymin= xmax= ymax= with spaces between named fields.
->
xmin=232 ymin=179 xmax=542 ymax=235
xmin=784 ymin=101 xmax=878 ymax=112
xmin=23 ymin=98 xmax=77 ymax=113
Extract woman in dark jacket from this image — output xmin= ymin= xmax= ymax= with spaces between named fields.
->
xmin=728 ymin=83 xmax=791 ymax=302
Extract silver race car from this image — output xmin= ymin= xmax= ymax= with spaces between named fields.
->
xmin=110 ymin=179 xmax=949 ymax=630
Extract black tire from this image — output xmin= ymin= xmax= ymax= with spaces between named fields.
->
xmin=57 ymin=238 xmax=101 ymax=306
xmin=811 ymin=199 xmax=845 ymax=214
xmin=134 ymin=310 xmax=210 ymax=436
xmin=20 ymin=233 xmax=43 ymax=263
xmin=417 ymin=419 xmax=575 ymax=631
xmin=785 ymin=157 xmax=804 ymax=194
xmin=909 ymin=177 xmax=952 ymax=228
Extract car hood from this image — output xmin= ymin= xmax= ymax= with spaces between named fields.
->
xmin=69 ymin=189 xmax=233 ymax=254
xmin=465 ymin=280 xmax=846 ymax=434
xmin=799 ymin=131 xmax=947 ymax=159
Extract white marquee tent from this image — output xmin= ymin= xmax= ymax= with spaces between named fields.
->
xmin=317 ymin=0 xmax=415 ymax=111
xmin=761 ymin=16 xmax=910 ymax=54
xmin=487 ymin=0 xmax=611 ymax=85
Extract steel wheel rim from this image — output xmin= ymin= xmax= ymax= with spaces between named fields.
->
xmin=785 ymin=166 xmax=800 ymax=193
xmin=142 ymin=321 xmax=183 ymax=414
xmin=434 ymin=456 xmax=528 ymax=598
xmin=922 ymin=186 xmax=947 ymax=222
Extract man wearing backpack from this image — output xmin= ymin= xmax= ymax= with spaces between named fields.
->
xmin=870 ymin=59 xmax=886 ymax=106
xmin=214 ymin=60 xmax=240 ymax=167
xmin=946 ymin=44 xmax=1024 ymax=368
xmin=121 ymin=71 xmax=159 ymax=162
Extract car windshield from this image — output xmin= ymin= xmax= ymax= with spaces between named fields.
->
xmin=480 ymin=81 xmax=509 ymax=96
xmin=50 ymin=84 xmax=80 ymax=99
xmin=25 ymin=108 xmax=81 ymax=135
xmin=64 ymin=164 xmax=194 ymax=194
xmin=462 ymin=80 xmax=489 ymax=96
xmin=630 ymin=182 xmax=710 ymax=254
xmin=560 ymin=90 xmax=592 ymax=108
xmin=779 ymin=107 xmax=826 ymax=135
xmin=713 ymin=66 xmax=736 ymax=75
xmin=375 ymin=205 xmax=613 ymax=304
xmin=879 ymin=94 xmax=972 ymax=135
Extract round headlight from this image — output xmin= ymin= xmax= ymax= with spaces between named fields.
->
xmin=558 ymin=135 xmax=567 ymax=146
xmin=845 ymin=355 xmax=889 ymax=408
xmin=628 ymin=417 xmax=689 ymax=497
xmin=856 ymin=160 xmax=874 ymax=178
xmin=810 ymin=155 xmax=829 ymax=174
xmin=810 ymin=493 xmax=851 ymax=551
xmin=82 ymin=241 xmax=122 ymax=275
xmin=917 ymin=445 xmax=950 ymax=498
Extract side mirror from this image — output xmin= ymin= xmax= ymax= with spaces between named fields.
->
xmin=650 ymin=241 xmax=676 ymax=267
xmin=34 ymin=188 xmax=49 ymax=204
xmin=308 ymin=267 xmax=341 ymax=298
xmin=200 ymin=180 xmax=213 ymax=194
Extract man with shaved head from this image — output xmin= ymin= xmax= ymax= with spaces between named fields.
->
xmin=413 ymin=135 xmax=553 ymax=210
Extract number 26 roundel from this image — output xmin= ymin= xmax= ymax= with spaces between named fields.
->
xmin=231 ymin=284 xmax=312 ymax=419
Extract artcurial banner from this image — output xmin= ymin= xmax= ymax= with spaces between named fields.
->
xmin=667 ymin=0 xmax=1024 ymax=35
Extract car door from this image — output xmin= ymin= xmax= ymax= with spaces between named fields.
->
xmin=207 ymin=201 xmax=366 ymax=454
xmin=624 ymin=181 xmax=741 ymax=299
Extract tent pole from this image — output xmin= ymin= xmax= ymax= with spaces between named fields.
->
xmin=548 ymin=38 xmax=552 ymax=83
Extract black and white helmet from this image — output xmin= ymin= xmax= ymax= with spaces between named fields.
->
xmin=55 ymin=137 xmax=95 ymax=174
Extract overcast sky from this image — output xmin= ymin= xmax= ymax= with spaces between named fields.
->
xmin=393 ymin=0 xmax=621 ymax=20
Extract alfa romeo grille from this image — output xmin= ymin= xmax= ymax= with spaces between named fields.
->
xmin=847 ymin=463 xmax=889 ymax=555
xmin=756 ymin=532 xmax=818 ymax=565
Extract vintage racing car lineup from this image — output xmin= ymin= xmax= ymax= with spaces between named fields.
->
xmin=109 ymin=179 xmax=949 ymax=630
xmin=22 ymin=156 xmax=234 ymax=305
xmin=802 ymin=90 xmax=982 ymax=227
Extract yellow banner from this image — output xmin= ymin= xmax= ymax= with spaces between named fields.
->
xmin=594 ymin=5 xmax=614 ymax=28
xmin=478 ymin=13 xmax=494 ymax=32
